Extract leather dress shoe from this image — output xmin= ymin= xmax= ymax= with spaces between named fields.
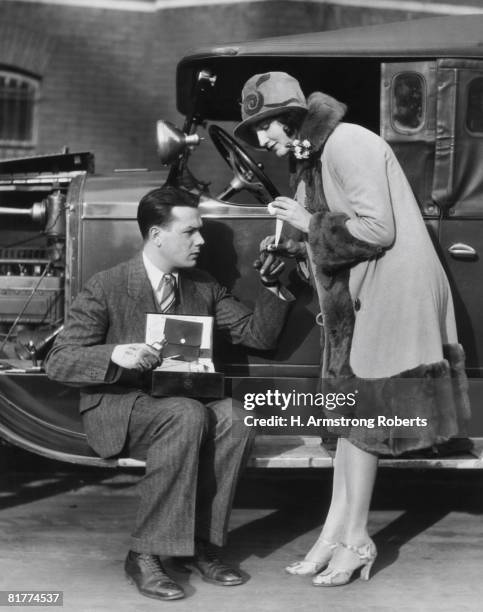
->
xmin=178 ymin=540 xmax=244 ymax=586
xmin=125 ymin=550 xmax=185 ymax=601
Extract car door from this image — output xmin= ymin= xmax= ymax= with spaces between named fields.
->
xmin=432 ymin=60 xmax=483 ymax=377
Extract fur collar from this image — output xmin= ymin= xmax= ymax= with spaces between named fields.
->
xmin=298 ymin=92 xmax=347 ymax=152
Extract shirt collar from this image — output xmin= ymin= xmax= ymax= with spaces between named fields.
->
xmin=142 ymin=251 xmax=179 ymax=291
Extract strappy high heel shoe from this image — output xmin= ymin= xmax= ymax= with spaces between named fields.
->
xmin=285 ymin=538 xmax=338 ymax=576
xmin=312 ymin=539 xmax=377 ymax=586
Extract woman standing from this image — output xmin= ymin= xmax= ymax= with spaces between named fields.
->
xmin=234 ymin=72 xmax=469 ymax=586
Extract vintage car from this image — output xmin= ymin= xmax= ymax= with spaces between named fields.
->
xmin=1 ymin=14 xmax=482 ymax=468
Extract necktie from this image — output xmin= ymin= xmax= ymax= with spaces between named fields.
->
xmin=158 ymin=273 xmax=176 ymax=312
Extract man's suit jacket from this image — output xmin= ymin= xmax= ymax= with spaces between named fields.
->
xmin=45 ymin=253 xmax=292 ymax=457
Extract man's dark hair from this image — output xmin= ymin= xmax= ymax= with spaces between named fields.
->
xmin=137 ymin=185 xmax=200 ymax=239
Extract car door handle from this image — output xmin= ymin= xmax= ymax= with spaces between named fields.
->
xmin=448 ymin=243 xmax=477 ymax=260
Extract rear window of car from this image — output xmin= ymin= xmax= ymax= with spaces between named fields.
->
xmin=391 ymin=72 xmax=425 ymax=133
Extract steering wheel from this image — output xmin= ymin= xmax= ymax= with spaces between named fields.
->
xmin=208 ymin=124 xmax=280 ymax=204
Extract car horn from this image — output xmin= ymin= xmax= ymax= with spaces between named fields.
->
xmin=156 ymin=120 xmax=201 ymax=165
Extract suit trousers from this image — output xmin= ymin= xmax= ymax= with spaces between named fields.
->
xmin=124 ymin=394 xmax=254 ymax=556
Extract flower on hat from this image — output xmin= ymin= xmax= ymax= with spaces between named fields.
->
xmin=243 ymin=91 xmax=265 ymax=117
xmin=291 ymin=139 xmax=313 ymax=160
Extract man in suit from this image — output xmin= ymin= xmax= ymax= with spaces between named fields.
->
xmin=45 ymin=185 xmax=292 ymax=602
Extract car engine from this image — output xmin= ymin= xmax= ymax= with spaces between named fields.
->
xmin=0 ymin=152 xmax=93 ymax=362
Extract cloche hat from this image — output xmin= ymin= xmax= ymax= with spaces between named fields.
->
xmin=234 ymin=72 xmax=307 ymax=148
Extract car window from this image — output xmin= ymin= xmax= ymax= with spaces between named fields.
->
xmin=391 ymin=72 xmax=425 ymax=133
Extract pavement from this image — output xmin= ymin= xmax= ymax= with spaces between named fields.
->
xmin=1 ymin=444 xmax=482 ymax=612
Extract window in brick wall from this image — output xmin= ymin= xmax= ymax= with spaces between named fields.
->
xmin=0 ymin=71 xmax=39 ymax=148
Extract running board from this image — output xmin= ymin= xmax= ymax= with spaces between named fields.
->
xmin=116 ymin=435 xmax=483 ymax=469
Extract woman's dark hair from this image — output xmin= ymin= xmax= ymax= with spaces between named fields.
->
xmin=277 ymin=109 xmax=306 ymax=137
xmin=137 ymin=185 xmax=199 ymax=239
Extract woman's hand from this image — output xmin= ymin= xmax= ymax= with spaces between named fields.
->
xmin=268 ymin=197 xmax=312 ymax=233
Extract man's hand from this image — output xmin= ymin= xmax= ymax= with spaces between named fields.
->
xmin=254 ymin=237 xmax=285 ymax=286
xmin=268 ymin=197 xmax=312 ymax=233
xmin=261 ymin=235 xmax=307 ymax=259
xmin=111 ymin=343 xmax=163 ymax=371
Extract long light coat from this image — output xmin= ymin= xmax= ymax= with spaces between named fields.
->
xmin=315 ymin=122 xmax=457 ymax=377
xmin=292 ymin=93 xmax=470 ymax=454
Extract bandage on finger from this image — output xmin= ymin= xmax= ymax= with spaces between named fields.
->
xmin=267 ymin=261 xmax=285 ymax=276
xmin=260 ymin=253 xmax=277 ymax=275
xmin=274 ymin=218 xmax=283 ymax=247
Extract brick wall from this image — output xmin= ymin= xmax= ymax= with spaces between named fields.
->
xmin=0 ymin=0 xmax=474 ymax=174
xmin=0 ymin=1 xmax=324 ymax=172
